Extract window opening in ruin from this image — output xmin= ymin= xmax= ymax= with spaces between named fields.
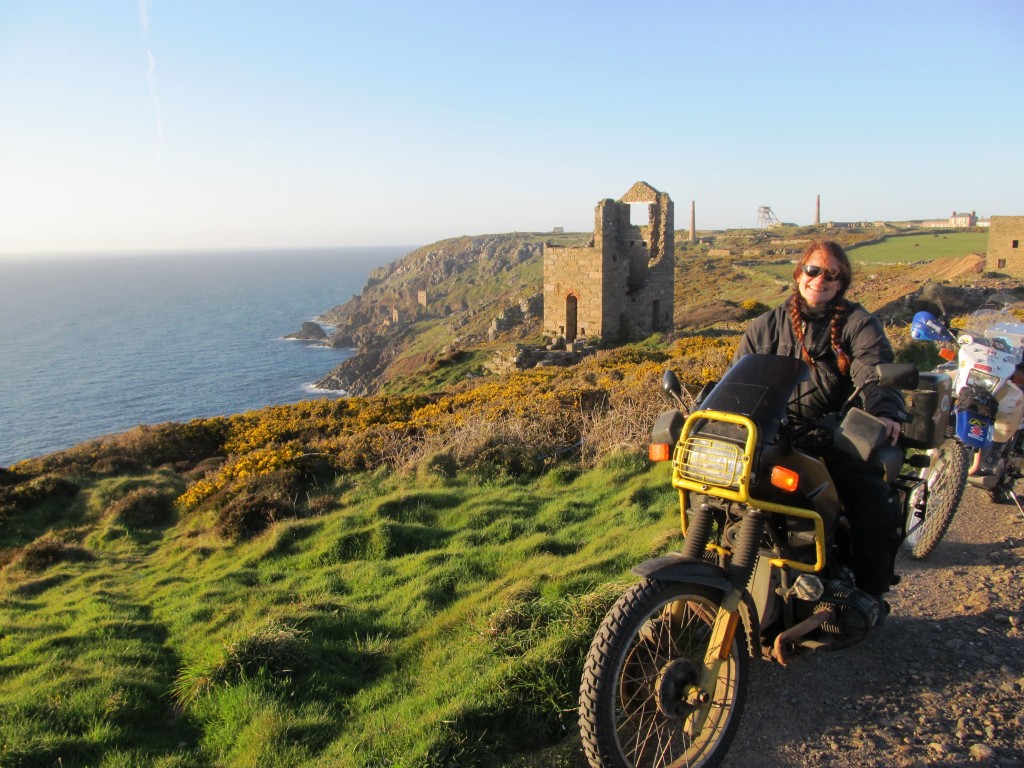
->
xmin=565 ymin=295 xmax=578 ymax=343
xmin=629 ymin=203 xmax=650 ymax=227
xmin=1013 ymin=240 xmax=1020 ymax=249
xmin=998 ymin=259 xmax=1007 ymax=269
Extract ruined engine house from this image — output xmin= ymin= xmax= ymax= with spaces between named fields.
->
xmin=543 ymin=181 xmax=674 ymax=343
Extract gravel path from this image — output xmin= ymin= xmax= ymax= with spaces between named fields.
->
xmin=722 ymin=487 xmax=1024 ymax=768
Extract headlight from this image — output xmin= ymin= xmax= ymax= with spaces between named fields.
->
xmin=676 ymin=436 xmax=744 ymax=488
xmin=966 ymin=368 xmax=999 ymax=392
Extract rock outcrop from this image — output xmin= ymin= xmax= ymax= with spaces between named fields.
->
xmin=285 ymin=322 xmax=328 ymax=341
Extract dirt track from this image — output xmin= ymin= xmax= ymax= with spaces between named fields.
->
xmin=722 ymin=485 xmax=1024 ymax=768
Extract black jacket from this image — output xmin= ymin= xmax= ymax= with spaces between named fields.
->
xmin=732 ymin=299 xmax=907 ymax=423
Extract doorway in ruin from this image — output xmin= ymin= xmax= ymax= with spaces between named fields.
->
xmin=565 ymin=295 xmax=578 ymax=343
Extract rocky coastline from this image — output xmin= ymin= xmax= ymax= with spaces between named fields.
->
xmin=310 ymin=234 xmax=548 ymax=395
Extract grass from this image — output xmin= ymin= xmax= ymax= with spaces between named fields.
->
xmin=847 ymin=231 xmax=989 ymax=262
xmin=0 ymin=453 xmax=679 ymax=766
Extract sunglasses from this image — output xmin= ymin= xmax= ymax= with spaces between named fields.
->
xmin=801 ymin=264 xmax=843 ymax=282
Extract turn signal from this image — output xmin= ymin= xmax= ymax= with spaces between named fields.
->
xmin=770 ymin=466 xmax=799 ymax=492
xmin=649 ymin=443 xmax=672 ymax=462
xmin=939 ymin=348 xmax=956 ymax=361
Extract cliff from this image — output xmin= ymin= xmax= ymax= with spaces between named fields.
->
xmin=313 ymin=233 xmax=562 ymax=394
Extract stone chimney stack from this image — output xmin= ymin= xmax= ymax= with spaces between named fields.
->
xmin=815 ymin=195 xmax=821 ymax=225
xmin=689 ymin=200 xmax=696 ymax=242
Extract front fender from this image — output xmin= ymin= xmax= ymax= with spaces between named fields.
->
xmin=632 ymin=554 xmax=732 ymax=592
xmin=631 ymin=554 xmax=762 ymax=658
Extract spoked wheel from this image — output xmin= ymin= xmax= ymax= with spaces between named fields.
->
xmin=903 ymin=440 xmax=970 ymax=559
xmin=579 ymin=580 xmax=749 ymax=768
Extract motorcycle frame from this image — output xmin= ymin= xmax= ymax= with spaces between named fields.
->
xmin=672 ymin=408 xmax=828 ymax=573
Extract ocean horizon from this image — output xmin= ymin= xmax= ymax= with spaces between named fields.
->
xmin=0 ymin=246 xmax=413 ymax=466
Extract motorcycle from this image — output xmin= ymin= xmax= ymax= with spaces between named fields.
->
xmin=911 ymin=292 xmax=1024 ymax=515
xmin=577 ymin=353 xmax=952 ymax=768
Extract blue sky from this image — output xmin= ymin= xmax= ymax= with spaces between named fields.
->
xmin=1 ymin=0 xmax=1021 ymax=255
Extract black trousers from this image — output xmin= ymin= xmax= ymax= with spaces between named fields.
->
xmin=825 ymin=449 xmax=901 ymax=596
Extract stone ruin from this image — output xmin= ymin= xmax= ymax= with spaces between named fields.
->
xmin=488 ymin=182 xmax=677 ymax=373
xmin=484 ymin=339 xmax=598 ymax=375
xmin=542 ymin=181 xmax=675 ymax=344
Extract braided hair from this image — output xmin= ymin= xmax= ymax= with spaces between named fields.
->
xmin=789 ymin=240 xmax=853 ymax=376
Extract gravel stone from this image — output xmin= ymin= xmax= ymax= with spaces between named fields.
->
xmin=718 ymin=490 xmax=1024 ymax=768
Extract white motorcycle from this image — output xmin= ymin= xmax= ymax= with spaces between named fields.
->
xmin=912 ymin=293 xmax=1024 ymax=525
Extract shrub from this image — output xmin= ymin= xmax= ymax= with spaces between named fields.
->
xmin=215 ymin=495 xmax=294 ymax=541
xmin=0 ymin=467 xmax=26 ymax=487
xmin=172 ymin=621 xmax=309 ymax=706
xmin=119 ymin=419 xmax=231 ymax=467
xmin=464 ymin=441 xmax=540 ymax=480
xmin=0 ymin=474 xmax=80 ymax=520
xmin=740 ymin=299 xmax=770 ymax=316
xmin=18 ymin=533 xmax=94 ymax=572
xmin=90 ymin=454 xmax=147 ymax=476
xmin=894 ymin=339 xmax=945 ymax=371
xmin=182 ymin=456 xmax=227 ymax=481
xmin=106 ymin=487 xmax=177 ymax=528
xmin=418 ymin=452 xmax=459 ymax=481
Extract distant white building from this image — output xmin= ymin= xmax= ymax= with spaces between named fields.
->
xmin=921 ymin=210 xmax=979 ymax=228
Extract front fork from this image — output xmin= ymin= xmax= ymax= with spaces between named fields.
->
xmin=687 ymin=508 xmax=764 ymax=733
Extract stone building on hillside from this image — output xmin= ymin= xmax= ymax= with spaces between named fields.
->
xmin=987 ymin=216 xmax=1024 ymax=278
xmin=922 ymin=211 xmax=979 ymax=228
xmin=543 ymin=181 xmax=674 ymax=343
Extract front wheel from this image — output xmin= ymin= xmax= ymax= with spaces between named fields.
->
xmin=903 ymin=440 xmax=970 ymax=559
xmin=579 ymin=580 xmax=749 ymax=768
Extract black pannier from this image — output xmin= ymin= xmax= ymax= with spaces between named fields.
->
xmin=902 ymin=372 xmax=954 ymax=449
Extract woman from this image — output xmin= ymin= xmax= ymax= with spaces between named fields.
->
xmin=732 ymin=240 xmax=907 ymax=598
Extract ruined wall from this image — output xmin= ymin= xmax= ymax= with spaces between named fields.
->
xmin=987 ymin=216 xmax=1024 ymax=278
xmin=542 ymin=238 xmax=605 ymax=340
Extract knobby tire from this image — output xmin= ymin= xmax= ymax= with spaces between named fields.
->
xmin=904 ymin=440 xmax=970 ymax=559
xmin=578 ymin=580 xmax=749 ymax=768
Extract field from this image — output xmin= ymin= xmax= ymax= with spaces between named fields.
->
xmin=847 ymin=231 xmax=989 ymax=262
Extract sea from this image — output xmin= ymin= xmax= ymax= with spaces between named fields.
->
xmin=0 ymin=246 xmax=412 ymax=467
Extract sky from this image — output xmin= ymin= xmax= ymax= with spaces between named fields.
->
xmin=1 ymin=0 xmax=1022 ymax=256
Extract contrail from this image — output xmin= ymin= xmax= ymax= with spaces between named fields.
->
xmin=138 ymin=0 xmax=162 ymax=164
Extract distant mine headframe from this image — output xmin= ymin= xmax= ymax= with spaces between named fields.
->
xmin=757 ymin=205 xmax=781 ymax=228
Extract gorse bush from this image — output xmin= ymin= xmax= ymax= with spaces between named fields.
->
xmin=158 ymin=339 xmax=736 ymax=518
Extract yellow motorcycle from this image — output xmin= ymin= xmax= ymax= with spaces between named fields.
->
xmin=578 ymin=353 xmax=950 ymax=768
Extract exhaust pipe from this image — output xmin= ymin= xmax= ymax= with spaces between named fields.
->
xmin=771 ymin=610 xmax=834 ymax=667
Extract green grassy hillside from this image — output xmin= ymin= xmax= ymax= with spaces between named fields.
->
xmin=2 ymin=459 xmax=679 ymax=767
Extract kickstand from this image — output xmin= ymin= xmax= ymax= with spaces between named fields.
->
xmin=1009 ymin=488 xmax=1024 ymax=519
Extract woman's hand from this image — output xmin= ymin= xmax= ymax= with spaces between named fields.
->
xmin=879 ymin=417 xmax=901 ymax=445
